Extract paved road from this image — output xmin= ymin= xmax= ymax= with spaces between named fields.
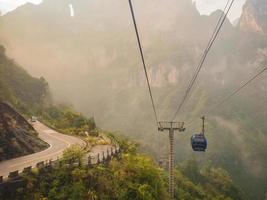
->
xmin=0 ymin=121 xmax=85 ymax=178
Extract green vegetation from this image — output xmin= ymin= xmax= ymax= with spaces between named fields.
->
xmin=0 ymin=43 xmax=100 ymax=159
xmin=0 ymin=45 xmax=51 ymax=160
xmin=62 ymin=145 xmax=85 ymax=166
xmin=39 ymin=105 xmax=96 ymax=136
xmin=39 ymin=104 xmax=110 ymax=149
xmin=0 ymin=102 xmax=49 ymax=161
xmin=176 ymin=158 xmax=244 ymax=200
xmin=2 ymin=137 xmax=244 ymax=200
xmin=0 ymin=43 xmax=249 ymax=199
xmin=0 ymin=1 xmax=266 ymax=198
xmin=0 ymin=45 xmax=50 ymax=115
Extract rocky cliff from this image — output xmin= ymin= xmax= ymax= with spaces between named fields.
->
xmin=0 ymin=102 xmax=48 ymax=161
xmin=0 ymin=0 xmax=266 ymax=199
xmin=239 ymin=0 xmax=267 ymax=34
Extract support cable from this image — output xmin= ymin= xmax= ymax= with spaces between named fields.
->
xmin=209 ymin=67 xmax=267 ymax=110
xmin=186 ymin=66 xmax=267 ymax=128
xmin=128 ymin=0 xmax=159 ymax=126
xmin=171 ymin=0 xmax=235 ymax=121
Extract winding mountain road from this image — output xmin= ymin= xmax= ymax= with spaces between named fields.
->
xmin=0 ymin=121 xmax=85 ymax=178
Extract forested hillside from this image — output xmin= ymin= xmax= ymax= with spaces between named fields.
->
xmin=0 ymin=0 xmax=266 ymax=199
xmin=0 ymin=102 xmax=48 ymax=160
xmin=0 ymin=45 xmax=50 ymax=114
xmin=0 ymin=41 xmax=246 ymax=199
xmin=1 ymin=137 xmax=244 ymax=200
xmin=0 ymin=44 xmax=52 ymax=160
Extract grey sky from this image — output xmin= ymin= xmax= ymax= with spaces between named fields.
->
xmin=0 ymin=0 xmax=246 ymax=22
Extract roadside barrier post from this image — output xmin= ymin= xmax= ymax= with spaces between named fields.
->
xmin=88 ymin=155 xmax=92 ymax=167
xmin=97 ymin=153 xmax=100 ymax=164
xmin=102 ymin=151 xmax=105 ymax=162
xmin=111 ymin=147 xmax=114 ymax=156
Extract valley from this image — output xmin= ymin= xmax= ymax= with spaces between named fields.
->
xmin=0 ymin=0 xmax=266 ymax=199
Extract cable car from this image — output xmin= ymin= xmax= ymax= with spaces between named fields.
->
xmin=191 ymin=134 xmax=207 ymax=151
xmin=191 ymin=116 xmax=207 ymax=152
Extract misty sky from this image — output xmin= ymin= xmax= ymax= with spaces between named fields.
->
xmin=0 ymin=0 xmax=246 ymax=22
xmin=0 ymin=0 xmax=41 ymax=14
xmin=193 ymin=0 xmax=247 ymax=21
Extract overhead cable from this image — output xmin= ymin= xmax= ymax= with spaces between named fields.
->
xmin=171 ymin=0 xmax=235 ymax=121
xmin=186 ymin=66 xmax=267 ymax=128
xmin=128 ymin=0 xmax=159 ymax=125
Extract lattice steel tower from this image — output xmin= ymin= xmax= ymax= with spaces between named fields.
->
xmin=158 ymin=122 xmax=185 ymax=199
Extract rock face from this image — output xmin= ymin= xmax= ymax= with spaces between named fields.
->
xmin=0 ymin=102 xmax=48 ymax=161
xmin=0 ymin=1 xmax=266 ymax=199
xmin=239 ymin=0 xmax=267 ymax=34
xmin=0 ymin=0 xmax=233 ymax=89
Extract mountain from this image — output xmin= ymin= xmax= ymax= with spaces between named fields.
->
xmin=0 ymin=0 xmax=235 ymax=90
xmin=0 ymin=44 xmax=244 ymax=200
xmin=0 ymin=45 xmax=51 ymax=114
xmin=232 ymin=17 xmax=240 ymax=26
xmin=0 ymin=0 xmax=266 ymax=199
xmin=239 ymin=0 xmax=267 ymax=34
xmin=0 ymin=44 xmax=51 ymax=160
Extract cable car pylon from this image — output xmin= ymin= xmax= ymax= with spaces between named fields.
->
xmin=158 ymin=122 xmax=185 ymax=199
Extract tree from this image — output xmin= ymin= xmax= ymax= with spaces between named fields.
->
xmin=62 ymin=145 xmax=85 ymax=166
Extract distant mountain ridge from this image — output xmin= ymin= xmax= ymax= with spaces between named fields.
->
xmin=0 ymin=0 xmax=266 ymax=199
xmin=239 ymin=0 xmax=267 ymax=34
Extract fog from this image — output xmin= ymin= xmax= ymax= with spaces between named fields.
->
xmin=0 ymin=0 xmax=267 ymax=197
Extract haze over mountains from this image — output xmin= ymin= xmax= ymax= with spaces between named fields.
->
xmin=0 ymin=0 xmax=266 ymax=199
xmin=0 ymin=45 xmax=50 ymax=160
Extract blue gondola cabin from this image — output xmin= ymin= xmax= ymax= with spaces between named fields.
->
xmin=191 ymin=133 xmax=207 ymax=151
